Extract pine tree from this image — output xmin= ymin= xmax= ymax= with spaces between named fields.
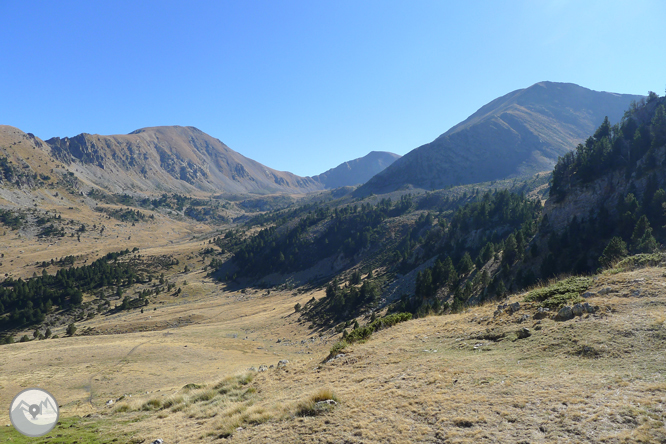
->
xmin=599 ymin=237 xmax=628 ymax=268
xmin=457 ymin=252 xmax=474 ymax=276
xmin=631 ymin=215 xmax=658 ymax=253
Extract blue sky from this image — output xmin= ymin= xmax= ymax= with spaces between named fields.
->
xmin=1 ymin=1 xmax=664 ymax=176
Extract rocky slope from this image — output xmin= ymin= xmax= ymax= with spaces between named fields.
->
xmin=357 ymin=82 xmax=643 ymax=195
xmin=310 ymin=151 xmax=401 ymax=188
xmin=42 ymin=126 xmax=323 ymax=195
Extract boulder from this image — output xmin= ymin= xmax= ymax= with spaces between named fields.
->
xmin=516 ymin=328 xmax=531 ymax=339
xmin=582 ymin=302 xmax=596 ymax=314
xmin=534 ymin=307 xmax=550 ymax=320
xmin=277 ymin=359 xmax=289 ymax=368
xmin=582 ymin=291 xmax=596 ymax=298
xmin=248 ymin=366 xmax=257 ymax=372
xmin=508 ymin=302 xmax=521 ymax=313
xmin=519 ymin=314 xmax=530 ymax=323
xmin=105 ymin=399 xmax=114 ymax=406
xmin=151 ymin=440 xmax=163 ymax=444
xmin=258 ymin=365 xmax=268 ymax=372
xmin=556 ymin=306 xmax=574 ymax=321
xmin=598 ymin=287 xmax=613 ymax=295
xmin=572 ymin=304 xmax=585 ymax=317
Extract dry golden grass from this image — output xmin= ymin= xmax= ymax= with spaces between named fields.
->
xmin=1 ymin=183 xmax=666 ymax=443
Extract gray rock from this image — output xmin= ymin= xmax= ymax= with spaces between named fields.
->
xmin=277 ymin=359 xmax=289 ymax=368
xmin=572 ymin=304 xmax=584 ymax=317
xmin=516 ymin=328 xmax=531 ymax=339
xmin=509 ymin=302 xmax=521 ymax=313
xmin=151 ymin=440 xmax=163 ymax=444
xmin=556 ymin=306 xmax=574 ymax=321
xmin=598 ymin=287 xmax=613 ymax=295
xmin=315 ymin=399 xmax=337 ymax=407
xmin=269 ymin=364 xmax=275 ymax=369
xmin=248 ymin=366 xmax=257 ymax=372
xmin=630 ymin=289 xmax=641 ymax=297
xmin=534 ymin=307 xmax=550 ymax=320
xmin=519 ymin=314 xmax=530 ymax=323
xmin=582 ymin=291 xmax=596 ymax=298
xmin=276 ymin=338 xmax=281 ymax=343
xmin=493 ymin=309 xmax=503 ymax=317
xmin=258 ymin=365 xmax=268 ymax=372
xmin=582 ymin=302 xmax=596 ymax=313
xmin=106 ymin=399 xmax=114 ymax=406
xmin=334 ymin=353 xmax=346 ymax=360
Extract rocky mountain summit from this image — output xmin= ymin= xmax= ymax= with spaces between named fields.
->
xmin=358 ymin=82 xmax=643 ymax=195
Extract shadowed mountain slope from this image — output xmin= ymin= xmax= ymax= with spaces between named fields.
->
xmin=310 ymin=151 xmax=401 ymax=189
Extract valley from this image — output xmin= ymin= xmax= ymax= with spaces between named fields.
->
xmin=0 ymin=87 xmax=665 ymax=443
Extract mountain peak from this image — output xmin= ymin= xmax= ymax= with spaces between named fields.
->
xmin=311 ymin=151 xmax=401 ymax=189
xmin=357 ymin=83 xmax=643 ymax=195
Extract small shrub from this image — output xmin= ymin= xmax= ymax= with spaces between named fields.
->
xmin=525 ymin=277 xmax=591 ymax=304
xmin=541 ymin=292 xmax=584 ymax=309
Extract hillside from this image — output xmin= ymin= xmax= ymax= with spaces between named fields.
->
xmin=44 ymin=126 xmax=324 ymax=195
xmin=310 ymin=151 xmax=401 ymax=188
xmin=1 ymin=259 xmax=664 ymax=443
xmin=358 ymin=82 xmax=643 ymax=195
xmin=0 ymin=125 xmax=323 ymax=196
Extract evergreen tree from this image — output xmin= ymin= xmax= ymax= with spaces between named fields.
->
xmin=457 ymin=252 xmax=474 ymax=276
xmin=631 ymin=215 xmax=658 ymax=253
xmin=66 ymin=323 xmax=77 ymax=336
xmin=599 ymin=237 xmax=628 ymax=268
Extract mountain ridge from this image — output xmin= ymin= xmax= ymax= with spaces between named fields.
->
xmin=41 ymin=125 xmax=324 ymax=195
xmin=357 ymin=82 xmax=643 ymax=195
xmin=310 ymin=150 xmax=401 ymax=189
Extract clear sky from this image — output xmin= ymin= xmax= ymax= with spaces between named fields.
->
xmin=1 ymin=1 xmax=664 ymax=176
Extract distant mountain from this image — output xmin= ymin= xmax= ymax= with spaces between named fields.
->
xmin=42 ymin=126 xmax=323 ymax=195
xmin=311 ymin=151 xmax=401 ymax=189
xmin=357 ymin=82 xmax=643 ymax=195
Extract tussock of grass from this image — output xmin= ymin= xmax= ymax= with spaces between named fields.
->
xmin=141 ymin=398 xmax=163 ymax=411
xmin=294 ymin=388 xmax=339 ymax=417
xmin=113 ymin=403 xmax=131 ymax=413
xmin=524 ymin=277 xmax=591 ymax=308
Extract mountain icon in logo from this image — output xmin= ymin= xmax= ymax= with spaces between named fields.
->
xmin=9 ymin=388 xmax=59 ymax=437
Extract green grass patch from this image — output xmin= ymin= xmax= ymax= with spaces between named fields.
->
xmin=612 ymin=253 xmax=666 ymax=271
xmin=0 ymin=416 xmax=131 ymax=443
xmin=524 ymin=277 xmax=591 ymax=308
xmin=540 ymin=292 xmax=584 ymax=309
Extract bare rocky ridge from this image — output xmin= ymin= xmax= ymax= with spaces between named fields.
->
xmin=310 ymin=151 xmax=401 ymax=189
xmin=358 ymin=82 xmax=643 ymax=195
xmin=41 ymin=126 xmax=324 ymax=195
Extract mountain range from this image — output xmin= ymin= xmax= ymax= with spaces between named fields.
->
xmin=309 ymin=151 xmax=401 ymax=189
xmin=357 ymin=82 xmax=643 ymax=195
xmin=0 ymin=82 xmax=645 ymax=198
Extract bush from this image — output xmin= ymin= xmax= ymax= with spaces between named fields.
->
xmin=66 ymin=323 xmax=77 ymax=336
xmin=328 ymin=312 xmax=412 ymax=358
xmin=525 ymin=277 xmax=591 ymax=304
